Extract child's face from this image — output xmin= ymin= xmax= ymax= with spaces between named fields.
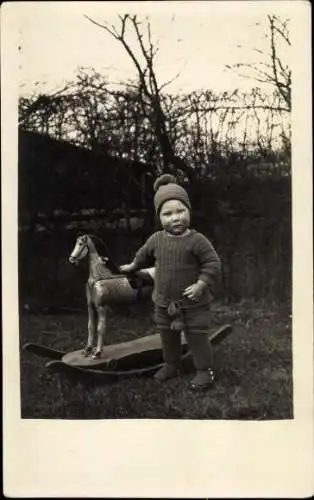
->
xmin=159 ymin=199 xmax=190 ymax=235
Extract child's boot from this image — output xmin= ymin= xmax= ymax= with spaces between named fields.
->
xmin=154 ymin=363 xmax=179 ymax=381
xmin=190 ymin=367 xmax=215 ymax=390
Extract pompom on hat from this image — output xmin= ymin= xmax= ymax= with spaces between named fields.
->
xmin=153 ymin=173 xmax=191 ymax=215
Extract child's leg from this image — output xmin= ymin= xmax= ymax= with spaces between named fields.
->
xmin=160 ymin=330 xmax=182 ymax=366
xmin=154 ymin=330 xmax=182 ymax=381
xmin=185 ymin=332 xmax=215 ymax=389
xmin=184 ymin=332 xmax=214 ymax=370
xmin=154 ymin=305 xmax=182 ymax=380
xmin=181 ymin=305 xmax=215 ymax=388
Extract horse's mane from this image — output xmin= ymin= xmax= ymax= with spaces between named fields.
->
xmin=84 ymin=234 xmax=121 ymax=274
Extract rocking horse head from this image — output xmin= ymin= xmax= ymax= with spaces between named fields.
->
xmin=69 ymin=234 xmax=120 ymax=274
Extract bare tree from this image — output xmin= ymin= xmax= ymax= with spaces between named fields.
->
xmin=226 ymin=15 xmax=291 ymax=111
xmin=84 ymin=13 xmax=196 ymax=184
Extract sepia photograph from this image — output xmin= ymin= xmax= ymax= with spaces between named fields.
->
xmin=18 ymin=2 xmax=293 ymax=420
xmin=2 ymin=1 xmax=313 ymax=497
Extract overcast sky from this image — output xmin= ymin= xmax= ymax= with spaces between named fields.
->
xmin=17 ymin=1 xmax=293 ymax=97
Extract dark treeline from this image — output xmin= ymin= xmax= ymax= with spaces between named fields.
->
xmin=19 ymin=68 xmax=290 ymax=180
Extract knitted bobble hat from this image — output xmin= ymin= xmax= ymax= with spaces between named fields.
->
xmin=153 ymin=173 xmax=191 ymax=215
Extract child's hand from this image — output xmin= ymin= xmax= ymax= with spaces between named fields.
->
xmin=183 ymin=280 xmax=207 ymax=302
xmin=120 ymin=262 xmax=136 ymax=273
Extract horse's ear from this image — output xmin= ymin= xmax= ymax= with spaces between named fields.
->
xmin=81 ymin=235 xmax=87 ymax=243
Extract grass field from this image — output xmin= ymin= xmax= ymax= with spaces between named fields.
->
xmin=19 ymin=300 xmax=293 ymax=420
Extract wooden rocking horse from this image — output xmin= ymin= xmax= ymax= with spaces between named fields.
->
xmin=68 ymin=234 xmax=155 ymax=359
xmin=23 ymin=234 xmax=232 ymax=382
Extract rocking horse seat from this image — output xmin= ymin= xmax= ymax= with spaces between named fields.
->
xmin=88 ymin=268 xmax=155 ymax=305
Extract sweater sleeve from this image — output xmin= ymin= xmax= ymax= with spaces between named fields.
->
xmin=132 ymin=233 xmax=157 ymax=270
xmin=193 ymin=233 xmax=222 ymax=292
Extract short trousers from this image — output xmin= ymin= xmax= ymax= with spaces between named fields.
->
xmin=154 ymin=303 xmax=211 ymax=334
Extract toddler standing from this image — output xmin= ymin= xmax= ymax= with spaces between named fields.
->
xmin=120 ymin=174 xmax=221 ymax=390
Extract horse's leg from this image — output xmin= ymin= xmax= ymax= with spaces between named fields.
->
xmin=92 ymin=306 xmax=107 ymax=359
xmin=84 ymin=287 xmax=96 ymax=357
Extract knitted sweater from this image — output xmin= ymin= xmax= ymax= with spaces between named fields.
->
xmin=132 ymin=229 xmax=221 ymax=308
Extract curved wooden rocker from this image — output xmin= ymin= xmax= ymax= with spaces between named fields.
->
xmin=23 ymin=324 xmax=232 ymax=383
